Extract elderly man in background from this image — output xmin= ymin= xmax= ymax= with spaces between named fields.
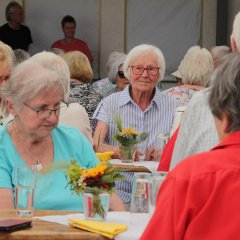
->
xmin=93 ymin=44 xmax=178 ymax=206
xmin=0 ymin=1 xmax=32 ymax=51
xmin=169 ymin=10 xmax=240 ymax=170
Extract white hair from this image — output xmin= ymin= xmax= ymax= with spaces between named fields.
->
xmin=232 ymin=11 xmax=240 ymax=51
xmin=123 ymin=44 xmax=165 ymax=82
xmin=179 ymin=46 xmax=213 ymax=86
xmin=1 ymin=53 xmax=70 ymax=114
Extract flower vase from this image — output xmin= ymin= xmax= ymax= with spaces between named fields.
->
xmin=119 ymin=144 xmax=137 ymax=163
xmin=82 ymin=191 xmax=110 ymax=221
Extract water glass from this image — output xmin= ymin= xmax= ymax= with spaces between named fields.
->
xmin=154 ymin=133 xmax=169 ymax=161
xmin=149 ymin=171 xmax=168 ymax=214
xmin=14 ymin=166 xmax=36 ymax=216
xmin=137 ymin=139 xmax=148 ymax=161
xmin=130 ymin=173 xmax=152 ymax=213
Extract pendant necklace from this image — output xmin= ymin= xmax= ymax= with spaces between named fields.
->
xmin=13 ymin=122 xmax=48 ymax=171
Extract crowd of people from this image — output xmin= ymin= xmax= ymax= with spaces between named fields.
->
xmin=1 ymin=1 xmax=240 ymax=239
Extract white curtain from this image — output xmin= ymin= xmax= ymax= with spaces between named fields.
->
xmin=127 ymin=0 xmax=201 ymax=75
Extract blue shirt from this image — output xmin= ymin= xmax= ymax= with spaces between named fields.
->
xmin=93 ymin=85 xmax=178 ymax=148
xmin=93 ymin=85 xmax=178 ymax=204
xmin=0 ymin=124 xmax=99 ymax=210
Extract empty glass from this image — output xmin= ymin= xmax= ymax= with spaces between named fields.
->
xmin=130 ymin=173 xmax=152 ymax=213
xmin=149 ymin=171 xmax=168 ymax=215
xmin=154 ymin=133 xmax=169 ymax=161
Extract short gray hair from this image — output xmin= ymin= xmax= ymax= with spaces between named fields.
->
xmin=210 ymin=45 xmax=231 ymax=68
xmin=232 ymin=11 xmax=240 ymax=51
xmin=123 ymin=44 xmax=165 ymax=82
xmin=107 ymin=52 xmax=126 ymax=83
xmin=13 ymin=49 xmax=30 ymax=66
xmin=209 ymin=52 xmax=240 ymax=132
xmin=1 ymin=53 xmax=70 ymax=113
xmin=179 ymin=46 xmax=213 ymax=86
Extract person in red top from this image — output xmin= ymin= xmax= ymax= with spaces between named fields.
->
xmin=51 ymin=15 xmax=93 ymax=63
xmin=141 ymin=52 xmax=240 ymax=240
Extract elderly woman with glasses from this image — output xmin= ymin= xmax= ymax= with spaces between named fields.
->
xmin=0 ymin=52 xmax=125 ymax=211
xmin=101 ymin=51 xmax=128 ymax=98
xmin=93 ymin=44 xmax=178 ymax=207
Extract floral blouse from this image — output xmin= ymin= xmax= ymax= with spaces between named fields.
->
xmin=69 ymin=82 xmax=102 ymax=131
xmin=164 ymin=86 xmax=201 ymax=107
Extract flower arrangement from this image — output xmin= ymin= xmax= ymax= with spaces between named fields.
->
xmin=66 ymin=160 xmax=124 ymax=219
xmin=113 ymin=117 xmax=148 ymax=146
xmin=113 ymin=118 xmax=148 ymax=161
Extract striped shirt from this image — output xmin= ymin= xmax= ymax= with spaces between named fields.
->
xmin=93 ymin=85 xmax=178 ymax=148
xmin=93 ymin=85 xmax=178 ymax=205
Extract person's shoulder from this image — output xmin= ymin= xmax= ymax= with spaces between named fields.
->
xmin=75 ymin=38 xmax=88 ymax=45
xmin=0 ymin=23 xmax=8 ymax=31
xmin=54 ymin=124 xmax=85 ymax=139
xmin=51 ymin=40 xmax=62 ymax=47
xmin=20 ymin=24 xmax=31 ymax=31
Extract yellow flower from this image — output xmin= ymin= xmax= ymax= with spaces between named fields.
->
xmin=122 ymin=128 xmax=139 ymax=136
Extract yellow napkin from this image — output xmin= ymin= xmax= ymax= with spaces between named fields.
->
xmin=69 ymin=218 xmax=128 ymax=239
xmin=96 ymin=152 xmax=114 ymax=162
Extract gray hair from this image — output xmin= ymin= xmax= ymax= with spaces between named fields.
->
xmin=13 ymin=49 xmax=30 ymax=66
xmin=209 ymin=52 xmax=240 ymax=132
xmin=210 ymin=45 xmax=231 ymax=68
xmin=123 ymin=44 xmax=165 ymax=82
xmin=179 ymin=46 xmax=213 ymax=86
xmin=1 ymin=53 xmax=70 ymax=114
xmin=107 ymin=52 xmax=126 ymax=83
xmin=31 ymin=51 xmax=70 ymax=101
xmin=5 ymin=1 xmax=22 ymax=22
xmin=232 ymin=11 xmax=240 ymax=51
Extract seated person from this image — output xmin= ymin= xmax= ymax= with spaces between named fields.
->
xmin=0 ymin=52 xmax=124 ymax=211
xmin=0 ymin=1 xmax=32 ymax=51
xmin=93 ymin=44 xmax=178 ymax=206
xmin=141 ymin=52 xmax=240 ymax=240
xmin=51 ymin=15 xmax=93 ymax=63
xmin=164 ymin=46 xmax=213 ymax=107
xmin=101 ymin=51 xmax=129 ymax=98
xmin=63 ymin=51 xmax=102 ymax=131
xmin=0 ymin=41 xmax=14 ymax=125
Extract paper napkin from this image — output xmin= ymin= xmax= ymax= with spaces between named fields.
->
xmin=69 ymin=218 xmax=128 ymax=239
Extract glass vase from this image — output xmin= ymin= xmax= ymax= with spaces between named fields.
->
xmin=82 ymin=191 xmax=110 ymax=221
xmin=119 ymin=144 xmax=136 ymax=163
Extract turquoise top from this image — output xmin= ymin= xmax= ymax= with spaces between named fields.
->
xmin=0 ymin=123 xmax=99 ymax=210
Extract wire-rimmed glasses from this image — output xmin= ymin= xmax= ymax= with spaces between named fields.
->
xmin=23 ymin=101 xmax=69 ymax=119
xmin=129 ymin=66 xmax=160 ymax=76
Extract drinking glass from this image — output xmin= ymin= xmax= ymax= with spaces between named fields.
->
xmin=130 ymin=173 xmax=152 ymax=213
xmin=136 ymin=139 xmax=148 ymax=161
xmin=149 ymin=171 xmax=168 ymax=215
xmin=154 ymin=133 xmax=169 ymax=161
xmin=14 ymin=165 xmax=36 ymax=216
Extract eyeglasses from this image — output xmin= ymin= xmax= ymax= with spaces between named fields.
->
xmin=129 ymin=66 xmax=160 ymax=76
xmin=23 ymin=101 xmax=69 ymax=119
xmin=117 ymin=71 xmax=126 ymax=79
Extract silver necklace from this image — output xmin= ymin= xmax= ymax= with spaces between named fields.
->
xmin=13 ymin=122 xmax=47 ymax=171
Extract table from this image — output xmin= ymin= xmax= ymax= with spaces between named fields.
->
xmin=110 ymin=159 xmax=159 ymax=173
xmin=0 ymin=209 xmax=108 ymax=240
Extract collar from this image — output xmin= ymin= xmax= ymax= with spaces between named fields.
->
xmin=118 ymin=85 xmax=164 ymax=110
xmin=212 ymin=131 xmax=240 ymax=150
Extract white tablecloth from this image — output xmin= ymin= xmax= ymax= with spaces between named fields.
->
xmin=110 ymin=159 xmax=159 ymax=173
xmin=35 ymin=212 xmax=150 ymax=240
